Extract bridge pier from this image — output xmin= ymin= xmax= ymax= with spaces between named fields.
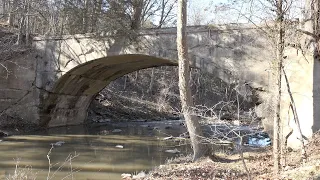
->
xmin=40 ymin=94 xmax=93 ymax=127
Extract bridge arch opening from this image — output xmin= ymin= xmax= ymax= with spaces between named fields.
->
xmin=39 ymin=54 xmax=177 ymax=127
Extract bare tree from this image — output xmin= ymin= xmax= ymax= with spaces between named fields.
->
xmin=0 ymin=0 xmax=177 ymax=37
xmin=187 ymin=1 xmax=208 ymax=26
xmin=210 ymin=0 xmax=308 ymax=174
xmin=0 ymin=0 xmax=7 ymax=20
xmin=156 ymin=0 xmax=176 ymax=28
xmin=177 ymin=0 xmax=208 ymax=161
xmin=303 ymin=0 xmax=320 ymax=60
xmin=274 ymin=0 xmax=284 ymax=174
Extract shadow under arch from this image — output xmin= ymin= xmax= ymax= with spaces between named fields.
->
xmin=39 ymin=54 xmax=177 ymax=127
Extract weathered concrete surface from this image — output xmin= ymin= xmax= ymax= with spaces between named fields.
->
xmin=33 ymin=25 xmax=273 ymax=127
xmin=0 ymin=25 xmax=319 ymax=148
xmin=39 ymin=54 xmax=176 ymax=127
xmin=0 ymin=51 xmax=40 ymax=125
xmin=313 ymin=60 xmax=320 ymax=134
xmin=281 ymin=47 xmax=315 ymax=148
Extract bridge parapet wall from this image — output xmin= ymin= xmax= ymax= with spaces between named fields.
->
xmin=33 ymin=25 xmax=273 ymax=91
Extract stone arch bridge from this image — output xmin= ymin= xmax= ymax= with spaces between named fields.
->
xmin=0 ymin=25 xmax=319 ymax=147
xmin=39 ymin=54 xmax=176 ymax=127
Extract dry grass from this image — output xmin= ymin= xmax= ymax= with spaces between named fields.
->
xmin=5 ymin=147 xmax=79 ymax=180
xmin=6 ymin=160 xmax=37 ymax=180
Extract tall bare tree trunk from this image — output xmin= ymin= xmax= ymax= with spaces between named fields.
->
xmin=1 ymin=0 xmax=6 ymax=16
xmin=131 ymin=0 xmax=143 ymax=30
xmin=25 ymin=0 xmax=30 ymax=45
xmin=17 ymin=15 xmax=25 ymax=45
xmin=303 ymin=0 xmax=320 ymax=59
xmin=274 ymin=0 xmax=284 ymax=174
xmin=91 ymin=0 xmax=103 ymax=33
xmin=7 ymin=0 xmax=16 ymax=26
xmin=177 ymin=0 xmax=208 ymax=161
xmin=82 ymin=0 xmax=88 ymax=33
xmin=147 ymin=68 xmax=155 ymax=93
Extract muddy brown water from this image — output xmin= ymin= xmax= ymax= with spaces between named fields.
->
xmin=0 ymin=120 xmax=190 ymax=180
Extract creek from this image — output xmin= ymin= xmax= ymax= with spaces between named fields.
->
xmin=0 ymin=120 xmax=190 ymax=180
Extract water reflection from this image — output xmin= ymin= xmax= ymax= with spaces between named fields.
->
xmin=0 ymin=120 xmax=189 ymax=180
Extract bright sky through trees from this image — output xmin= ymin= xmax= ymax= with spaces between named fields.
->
xmin=187 ymin=0 xmax=304 ymax=25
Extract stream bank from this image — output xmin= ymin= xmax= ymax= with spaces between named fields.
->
xmin=143 ymin=132 xmax=320 ymax=180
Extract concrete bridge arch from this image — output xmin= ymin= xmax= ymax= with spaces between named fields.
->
xmin=39 ymin=54 xmax=177 ymax=127
xmin=1 ymin=25 xmax=319 ymax=148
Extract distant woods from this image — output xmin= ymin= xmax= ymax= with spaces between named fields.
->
xmin=0 ymin=0 xmax=176 ymax=42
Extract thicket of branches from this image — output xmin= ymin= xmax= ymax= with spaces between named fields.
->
xmin=0 ymin=0 xmax=176 ymax=43
xmin=92 ymin=67 xmax=259 ymax=121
